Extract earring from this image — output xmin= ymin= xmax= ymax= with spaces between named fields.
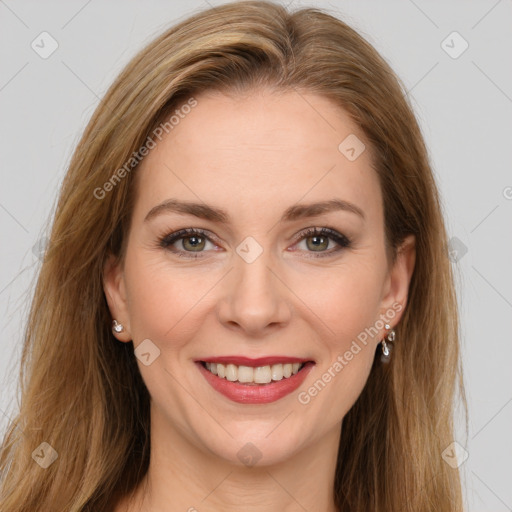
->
xmin=380 ymin=323 xmax=395 ymax=363
xmin=112 ymin=319 xmax=124 ymax=334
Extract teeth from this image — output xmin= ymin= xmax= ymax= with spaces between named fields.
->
xmin=204 ymin=361 xmax=305 ymax=384
xmin=225 ymin=364 xmax=237 ymax=382
xmin=271 ymin=364 xmax=283 ymax=381
xmin=237 ymin=365 xmax=254 ymax=383
xmin=254 ymin=366 xmax=272 ymax=384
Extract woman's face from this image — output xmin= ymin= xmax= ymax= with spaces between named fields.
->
xmin=104 ymin=88 xmax=414 ymax=466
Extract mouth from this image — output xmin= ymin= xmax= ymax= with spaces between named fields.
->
xmin=195 ymin=357 xmax=315 ymax=404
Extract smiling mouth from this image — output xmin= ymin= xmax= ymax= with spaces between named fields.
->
xmin=200 ymin=361 xmax=311 ymax=386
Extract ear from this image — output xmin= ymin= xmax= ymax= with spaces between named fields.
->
xmin=379 ymin=234 xmax=416 ymax=329
xmin=103 ymin=253 xmax=132 ymax=342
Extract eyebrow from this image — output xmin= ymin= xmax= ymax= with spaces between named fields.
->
xmin=144 ymin=198 xmax=365 ymax=223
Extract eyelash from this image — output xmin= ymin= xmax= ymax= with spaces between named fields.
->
xmin=158 ymin=227 xmax=352 ymax=259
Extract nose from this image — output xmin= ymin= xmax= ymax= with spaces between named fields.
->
xmin=216 ymin=249 xmax=292 ymax=337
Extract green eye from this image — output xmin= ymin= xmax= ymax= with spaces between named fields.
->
xmin=181 ymin=235 xmax=206 ymax=251
xmin=294 ymin=227 xmax=351 ymax=257
xmin=159 ymin=226 xmax=351 ymax=259
xmin=305 ymin=234 xmax=330 ymax=251
xmin=159 ymin=228 xmax=215 ymax=257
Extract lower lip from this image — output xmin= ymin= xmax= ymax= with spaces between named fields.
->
xmin=196 ymin=361 xmax=314 ymax=404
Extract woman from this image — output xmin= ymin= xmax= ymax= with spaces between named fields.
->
xmin=0 ymin=1 xmax=466 ymax=510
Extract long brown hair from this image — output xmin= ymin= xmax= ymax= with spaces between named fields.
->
xmin=0 ymin=1 xmax=466 ymax=510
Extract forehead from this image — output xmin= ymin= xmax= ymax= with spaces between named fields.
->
xmin=133 ymin=88 xmax=382 ymax=227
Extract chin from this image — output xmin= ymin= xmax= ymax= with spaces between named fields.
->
xmin=196 ymin=421 xmax=309 ymax=468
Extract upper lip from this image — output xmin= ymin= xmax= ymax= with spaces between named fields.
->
xmin=198 ymin=356 xmax=314 ymax=367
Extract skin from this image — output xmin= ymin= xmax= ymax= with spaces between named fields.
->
xmin=104 ymin=87 xmax=415 ymax=512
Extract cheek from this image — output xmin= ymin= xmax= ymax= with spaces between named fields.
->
xmin=123 ymin=249 xmax=212 ymax=347
xmin=300 ymin=259 xmax=385 ymax=345
xmin=296 ymin=268 xmax=383 ymax=423
xmin=324 ymin=262 xmax=386 ymax=394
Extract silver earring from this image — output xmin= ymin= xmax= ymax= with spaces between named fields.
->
xmin=112 ymin=319 xmax=124 ymax=334
xmin=381 ymin=323 xmax=395 ymax=363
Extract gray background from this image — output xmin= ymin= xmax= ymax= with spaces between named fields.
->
xmin=1 ymin=0 xmax=511 ymax=509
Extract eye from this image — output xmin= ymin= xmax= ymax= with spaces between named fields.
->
xmin=158 ymin=226 xmax=352 ymax=259
xmin=291 ymin=227 xmax=351 ymax=258
xmin=158 ymin=228 xmax=219 ymax=258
